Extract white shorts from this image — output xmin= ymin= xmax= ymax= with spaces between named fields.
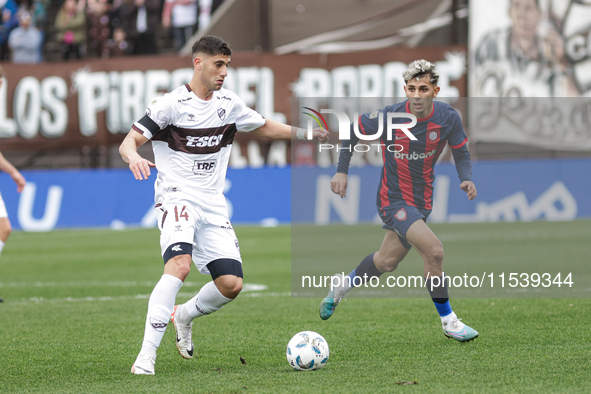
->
xmin=156 ymin=189 xmax=241 ymax=275
xmin=0 ymin=192 xmax=7 ymax=218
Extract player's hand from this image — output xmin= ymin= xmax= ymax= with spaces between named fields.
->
xmin=11 ymin=171 xmax=25 ymax=193
xmin=460 ymin=181 xmax=477 ymax=201
xmin=128 ymin=156 xmax=155 ymax=181
xmin=313 ymin=128 xmax=329 ymax=143
xmin=331 ymin=173 xmax=348 ymax=198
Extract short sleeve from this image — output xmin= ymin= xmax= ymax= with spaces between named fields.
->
xmin=132 ymin=95 xmax=173 ymax=140
xmin=447 ymin=108 xmax=468 ymax=149
xmin=232 ymin=96 xmax=266 ymax=132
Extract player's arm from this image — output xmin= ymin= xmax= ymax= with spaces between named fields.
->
xmin=119 ymin=130 xmax=155 ymax=181
xmin=450 ymin=142 xmax=477 ymax=201
xmin=448 ymin=111 xmax=477 ymax=201
xmin=252 ymin=119 xmax=328 ymax=142
xmin=0 ymin=151 xmax=25 ymax=192
xmin=332 ymin=110 xmax=379 ymax=198
xmin=331 ymin=124 xmax=361 ymax=198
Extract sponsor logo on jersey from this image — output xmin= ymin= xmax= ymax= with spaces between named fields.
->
xmin=369 ymin=110 xmax=379 ymax=119
xmin=395 ymin=208 xmax=407 ymax=221
xmin=188 ymin=114 xmax=195 ymax=121
xmin=178 ymin=97 xmax=192 ymax=103
xmin=166 ymin=186 xmax=181 ymax=192
xmin=192 ymin=160 xmax=216 ymax=176
xmin=145 ymin=108 xmax=151 ymax=117
xmin=186 ymin=135 xmax=223 ymax=148
xmin=172 ymin=244 xmax=182 ymax=252
xmin=217 ymin=108 xmax=226 ymax=121
xmin=235 ymin=239 xmax=240 ymax=251
xmin=221 ymin=221 xmax=233 ymax=230
xmin=175 ymin=225 xmax=182 ymax=232
xmin=150 ymin=317 xmax=168 ymax=332
xmin=394 ymin=148 xmax=437 ymax=161
xmin=217 ymin=96 xmax=231 ymax=101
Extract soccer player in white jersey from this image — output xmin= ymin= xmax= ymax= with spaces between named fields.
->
xmin=120 ymin=36 xmax=328 ymax=375
xmin=0 ymin=67 xmax=27 ymax=303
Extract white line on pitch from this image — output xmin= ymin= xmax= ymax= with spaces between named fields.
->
xmin=0 ymin=281 xmax=266 ymax=289
xmin=6 ymin=289 xmax=292 ymax=306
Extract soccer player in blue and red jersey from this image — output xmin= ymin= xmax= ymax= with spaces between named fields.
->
xmin=319 ymin=60 xmax=479 ymax=342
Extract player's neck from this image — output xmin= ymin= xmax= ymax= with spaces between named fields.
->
xmin=409 ymin=103 xmax=434 ymax=119
xmin=188 ymin=81 xmax=215 ymax=101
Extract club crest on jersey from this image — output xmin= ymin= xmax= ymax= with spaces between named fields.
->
xmin=217 ymin=108 xmax=226 ymax=121
xmin=394 ymin=208 xmax=407 ymax=221
xmin=428 ymin=131 xmax=439 ymax=142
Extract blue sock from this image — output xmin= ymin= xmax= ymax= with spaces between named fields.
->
xmin=433 ymin=300 xmax=452 ymax=317
xmin=426 ymin=276 xmax=452 ymax=317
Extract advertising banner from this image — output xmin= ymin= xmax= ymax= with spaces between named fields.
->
xmin=292 ymin=158 xmax=591 ymax=225
xmin=0 ymin=158 xmax=588 ymax=231
xmin=0 ymin=167 xmax=290 ymax=231
xmin=0 ymin=46 xmax=466 ymax=166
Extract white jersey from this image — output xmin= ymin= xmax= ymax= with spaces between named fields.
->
xmin=132 ymin=84 xmax=265 ymax=194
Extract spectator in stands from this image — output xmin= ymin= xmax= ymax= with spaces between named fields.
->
xmin=0 ymin=0 xmax=19 ymax=61
xmin=162 ymin=0 xmax=197 ymax=52
xmin=118 ymin=0 xmax=160 ymax=55
xmin=55 ymin=0 xmax=86 ymax=60
xmin=105 ymin=26 xmax=132 ymax=57
xmin=19 ymin=0 xmax=47 ymax=60
xmin=87 ymin=0 xmax=112 ymax=57
xmin=198 ymin=0 xmax=223 ymax=31
xmin=8 ymin=11 xmax=42 ymax=63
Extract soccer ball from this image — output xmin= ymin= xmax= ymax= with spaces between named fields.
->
xmin=286 ymin=331 xmax=330 ymax=370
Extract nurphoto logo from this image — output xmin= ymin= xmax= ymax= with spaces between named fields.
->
xmin=302 ymin=107 xmax=418 ymax=153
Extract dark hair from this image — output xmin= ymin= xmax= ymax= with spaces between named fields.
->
xmin=192 ymin=36 xmax=232 ymax=58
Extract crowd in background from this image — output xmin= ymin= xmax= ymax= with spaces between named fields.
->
xmin=0 ymin=0 xmax=223 ymax=63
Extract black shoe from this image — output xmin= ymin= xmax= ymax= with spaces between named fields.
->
xmin=0 ymin=297 xmax=3 ymax=302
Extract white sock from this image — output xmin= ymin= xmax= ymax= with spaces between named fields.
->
xmin=441 ymin=311 xmax=457 ymax=325
xmin=177 ymin=281 xmax=232 ymax=324
xmin=139 ymin=274 xmax=183 ymax=357
xmin=0 ymin=240 xmax=4 ymax=257
xmin=337 ymin=273 xmax=353 ymax=296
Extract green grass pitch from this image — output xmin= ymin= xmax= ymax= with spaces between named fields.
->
xmin=0 ymin=221 xmax=590 ymax=393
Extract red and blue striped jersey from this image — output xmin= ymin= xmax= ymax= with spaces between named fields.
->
xmin=337 ymin=100 xmax=472 ymax=212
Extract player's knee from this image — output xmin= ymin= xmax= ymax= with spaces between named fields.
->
xmin=216 ymin=275 xmax=243 ymax=299
xmin=166 ymin=256 xmax=192 ymax=279
xmin=380 ymin=256 xmax=401 ymax=272
xmin=226 ymin=277 xmax=243 ymax=299
xmin=426 ymin=244 xmax=444 ymax=265
xmin=208 ymin=259 xmax=243 ymax=299
xmin=163 ymin=242 xmax=193 ymax=280
xmin=374 ymin=253 xmax=400 ymax=272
